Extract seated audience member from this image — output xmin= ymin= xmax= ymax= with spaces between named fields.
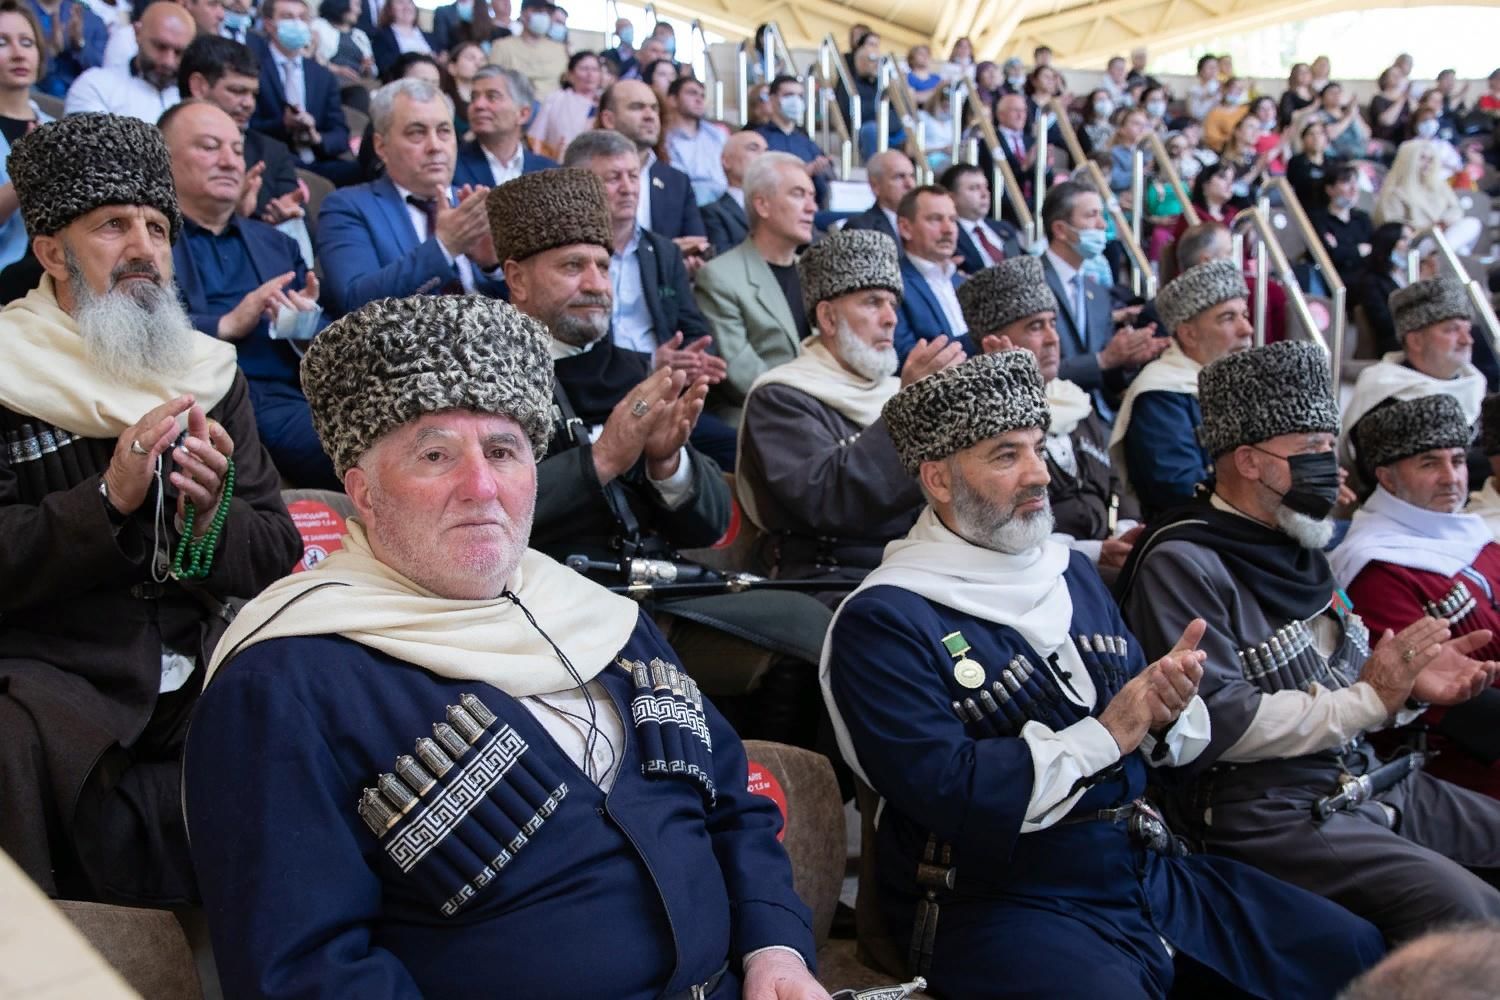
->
xmin=1376 ymin=139 xmax=1483 ymax=256
xmin=487 ymin=0 xmax=565 ymax=101
xmin=1353 ymin=222 xmax=1413 ymax=357
xmin=183 ymin=293 xmax=823 ymax=999
xmin=1468 ymin=394 xmax=1500 ymax=538
xmin=1201 ymin=77 xmax=1251 ymax=153
xmin=754 ymin=74 xmax=830 ymax=206
xmin=1111 ymin=257 xmax=1251 ymax=518
xmin=694 ymin=152 xmax=816 ymax=422
xmin=430 ymin=0 xmax=508 ymax=57
xmin=1342 ymin=276 xmax=1486 ymax=487
xmin=30 ymin=0 xmax=106 ymax=97
xmin=355 ymin=50 xmax=439 ymax=181
xmin=1314 ymin=81 xmax=1372 ymax=163
xmin=1120 ymin=340 xmax=1500 ymax=944
xmin=664 ymin=75 xmax=726 ymax=207
xmin=562 ymin=129 xmax=733 ymax=470
xmin=522 ymin=50 xmax=595 ymax=156
xmin=1042 ymin=180 xmax=1165 ymax=416
xmin=487 ymin=168 xmax=833 ymax=725
xmin=179 ymin=36 xmax=307 ymax=227
xmin=1286 ymin=119 xmax=1335 ymax=212
xmin=962 ymin=256 xmax=1142 ymax=573
xmin=823 ymin=350 xmax=1386 ymax=998
xmin=596 ymin=79 xmax=706 ymax=250
xmin=66 ymin=0 xmax=190 ymax=119
xmin=942 ymin=162 xmax=1023 ymax=275
xmin=310 ymin=0 xmax=376 ymax=112
xmin=737 ymin=229 xmax=962 ymax=591
xmin=892 ymin=184 xmax=965 ymax=361
xmin=1332 ymin=393 xmax=1500 ymax=797
xmin=842 ymin=149 xmax=914 ymax=245
xmin=103 ymin=0 xmax=223 ymax=68
xmin=219 ymin=0 xmax=253 ymax=43
xmin=0 ymin=0 xmax=50 ymax=273
xmin=700 ymin=129 xmax=765 ymax=256
xmin=453 ymin=65 xmax=555 ymax=188
xmin=317 ymin=78 xmax=501 ymax=316
xmin=0 ymin=113 xmax=299 ymax=901
xmin=162 ymin=100 xmax=333 ymax=488
xmin=1341 ymin=924 xmax=1500 ymax=1000
xmin=1173 ymin=160 xmax=1238 ymax=239
xmin=249 ymin=0 xmax=353 ymax=183
xmin=1309 ymin=164 xmax=1374 ymax=285
xmin=368 ymin=0 xmax=433 ymax=77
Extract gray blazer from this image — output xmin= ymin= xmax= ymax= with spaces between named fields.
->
xmin=693 ymin=240 xmax=801 ymax=421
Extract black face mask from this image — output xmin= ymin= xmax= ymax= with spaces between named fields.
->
xmin=1255 ymin=447 xmax=1340 ymax=519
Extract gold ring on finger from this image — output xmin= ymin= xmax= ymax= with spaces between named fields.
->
xmin=1402 ymin=646 xmax=1416 ymax=664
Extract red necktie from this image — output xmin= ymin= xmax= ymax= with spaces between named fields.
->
xmin=974 ymin=225 xmax=1006 ymax=264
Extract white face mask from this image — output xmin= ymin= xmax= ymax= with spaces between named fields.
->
xmin=1416 ymin=119 xmax=1440 ymax=139
xmin=1093 ymin=99 xmax=1112 ymax=117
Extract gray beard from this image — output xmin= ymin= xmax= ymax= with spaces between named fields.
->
xmin=548 ymin=297 xmax=611 ymax=348
xmin=1275 ymin=505 xmax=1335 ymax=550
xmin=950 ymin=471 xmax=1055 ymax=554
xmin=833 ymin=316 xmax=897 ymax=381
xmin=67 ymin=250 xmax=196 ymax=385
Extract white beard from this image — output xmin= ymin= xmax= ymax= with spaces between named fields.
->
xmin=1276 ymin=505 xmax=1335 ymax=550
xmin=833 ymin=316 xmax=898 ymax=381
xmin=68 ymin=251 xmax=196 ymax=386
xmin=950 ymin=470 xmax=1056 ymax=554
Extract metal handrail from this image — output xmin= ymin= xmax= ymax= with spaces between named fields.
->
xmin=761 ymin=20 xmax=799 ymax=83
xmin=809 ymin=69 xmax=853 ymax=179
xmin=1408 ymin=225 xmax=1500 ymax=362
xmin=874 ymin=54 xmax=923 ymax=162
xmin=1230 ymin=209 xmax=1338 ymax=382
xmin=1263 ymin=177 xmax=1346 ymax=367
xmin=1048 ymin=97 xmax=1087 ymax=170
xmin=1080 ymin=161 xmax=1156 ymax=299
xmin=641 ymin=2 xmax=658 ymax=31
xmin=817 ymin=33 xmax=859 ymax=112
xmin=688 ymin=19 xmax=722 ymax=121
xmin=1137 ymin=131 xmax=1198 ymax=228
xmin=736 ymin=42 xmax=749 ymax=126
xmin=811 ymin=35 xmax=858 ymax=171
xmin=948 ymin=77 xmax=1034 ymax=240
xmin=605 ymin=0 xmax=621 ymax=45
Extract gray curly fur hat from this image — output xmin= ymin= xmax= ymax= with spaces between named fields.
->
xmin=882 ymin=350 xmax=1050 ymax=476
xmin=1391 ymin=277 xmax=1473 ymax=338
xmin=300 ymin=295 xmax=554 ymax=477
xmin=797 ymin=228 xmax=903 ymax=319
xmin=486 ymin=167 xmax=613 ymax=264
xmin=1197 ymin=341 xmax=1339 ymax=456
xmin=957 ymin=256 xmax=1059 ymax=337
xmin=10 ymin=113 xmax=182 ymax=241
xmin=1482 ymin=394 xmax=1500 ymax=457
xmin=1156 ymin=259 xmax=1248 ymax=336
xmin=1356 ymin=393 xmax=1474 ymax=470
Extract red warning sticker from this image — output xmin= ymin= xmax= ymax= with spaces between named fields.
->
xmin=746 ymin=761 xmax=788 ymax=841
xmin=287 ymin=500 xmax=348 ymax=573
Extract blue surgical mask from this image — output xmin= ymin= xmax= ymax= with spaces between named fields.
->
xmin=222 ymin=9 xmax=250 ymax=30
xmin=617 ymin=24 xmax=633 ymax=46
xmin=662 ymin=35 xmax=676 ymax=56
xmin=525 ymin=10 xmax=550 ymax=35
xmin=778 ymin=94 xmax=805 ymax=122
xmin=275 ymin=17 xmax=311 ymax=52
xmin=1146 ymin=99 xmax=1166 ymax=117
xmin=1391 ymin=250 xmax=1407 ymax=269
xmin=1092 ymin=99 xmax=1112 ymax=116
xmin=1416 ymin=119 xmax=1439 ymax=139
xmin=455 ymin=0 xmax=472 ymax=20
xmin=1073 ymin=226 xmax=1107 ymax=259
xmin=547 ymin=21 xmax=566 ymax=42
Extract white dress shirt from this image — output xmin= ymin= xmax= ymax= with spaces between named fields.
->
xmin=636 ymin=149 xmax=657 ymax=231
xmin=610 ymin=227 xmax=656 ymax=355
xmin=727 ymin=186 xmax=744 ymax=210
xmin=481 ymin=142 xmax=527 ymax=187
xmin=102 ymin=23 xmax=137 ymax=69
xmin=394 ymin=182 xmax=479 ymax=293
xmin=907 ymin=254 xmax=967 ymax=335
xmin=64 ymin=64 xmax=179 ymax=122
xmin=959 ymin=217 xmax=1001 ymax=268
xmin=881 ymin=205 xmax=899 ymax=239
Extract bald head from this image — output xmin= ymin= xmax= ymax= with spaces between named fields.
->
xmin=867 ymin=149 xmax=915 ymax=211
xmin=136 ymin=2 xmax=196 ymax=89
xmin=162 ymin=99 xmax=247 ymax=225
xmin=723 ymin=129 xmax=768 ymax=187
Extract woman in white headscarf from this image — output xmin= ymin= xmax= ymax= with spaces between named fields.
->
xmin=1375 ymin=138 xmax=1482 ymax=255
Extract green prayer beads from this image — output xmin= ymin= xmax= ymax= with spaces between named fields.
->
xmin=171 ymin=457 xmax=235 ymax=580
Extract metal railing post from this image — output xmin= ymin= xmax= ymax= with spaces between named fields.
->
xmin=736 ymin=45 xmax=749 ymax=126
xmin=1033 ymin=110 xmax=1046 ymax=231
xmin=1130 ymin=147 xmax=1145 ymax=250
xmin=1254 ymin=235 xmax=1269 ymax=348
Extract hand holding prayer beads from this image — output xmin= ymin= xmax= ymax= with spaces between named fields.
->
xmin=170 ymin=404 xmax=234 ymax=535
xmin=104 ymin=394 xmax=198 ymax=516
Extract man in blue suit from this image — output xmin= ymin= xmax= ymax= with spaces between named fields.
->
xmin=163 ymin=100 xmax=336 ymax=487
xmin=596 ymin=79 xmax=707 ymax=257
xmin=1040 ymin=180 xmax=1164 ymax=418
xmin=452 ymin=66 xmax=556 ymax=188
xmin=842 ymin=149 xmax=914 ymax=248
xmin=29 ymin=0 xmax=107 ymax=97
xmin=941 ymin=162 xmax=1025 ymax=276
xmin=700 ymin=129 xmax=763 ymax=255
xmin=248 ymin=0 xmax=353 ymax=184
xmin=316 ymin=78 xmax=504 ymax=318
xmin=893 ymin=185 xmax=966 ymax=363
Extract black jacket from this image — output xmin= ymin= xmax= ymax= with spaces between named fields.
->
xmin=701 ymin=192 xmax=748 ymax=256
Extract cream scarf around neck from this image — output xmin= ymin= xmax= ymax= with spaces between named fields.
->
xmin=206 ymin=521 xmax=641 ymax=694
xmin=737 ymin=335 xmax=901 ymax=529
xmin=1339 ymin=352 xmax=1486 ymax=468
xmin=1329 ymin=485 xmax=1494 ymax=585
xmin=0 ymin=275 xmax=238 ymax=437
xmin=1046 ymin=377 xmax=1093 ymax=438
xmin=1468 ymin=478 xmax=1500 ymax=542
xmin=1107 ymin=340 xmax=1203 ymax=501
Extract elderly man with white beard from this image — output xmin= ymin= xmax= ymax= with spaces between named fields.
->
xmin=735 ymin=229 xmax=963 ymax=595
xmin=0 ymin=113 xmax=301 ymax=902
xmin=820 ymin=350 xmax=1386 ymax=998
xmin=1119 ymin=341 xmax=1500 ymax=944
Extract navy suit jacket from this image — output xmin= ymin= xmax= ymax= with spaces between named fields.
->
xmin=636 ymin=229 xmax=711 ymax=345
xmin=648 ymin=160 xmax=706 ymax=240
xmin=1043 ymin=253 xmax=1121 ymax=402
xmin=954 ymin=218 xmax=1024 ymax=276
xmin=842 ymin=204 xmax=900 ymax=246
xmin=451 ymin=140 xmax=557 ymax=188
xmin=369 ymin=25 xmax=438 ymax=75
xmin=248 ymin=40 xmax=350 ymax=159
xmin=315 ymin=174 xmax=505 ymax=316
xmin=243 ymin=129 xmax=300 ymax=216
xmin=172 ymin=218 xmax=318 ymax=384
xmin=893 ymin=256 xmax=962 ymax=362
xmin=700 ymin=192 xmax=748 ymax=256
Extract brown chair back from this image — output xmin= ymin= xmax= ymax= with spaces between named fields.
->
xmin=54 ymin=901 xmax=202 ymax=1000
